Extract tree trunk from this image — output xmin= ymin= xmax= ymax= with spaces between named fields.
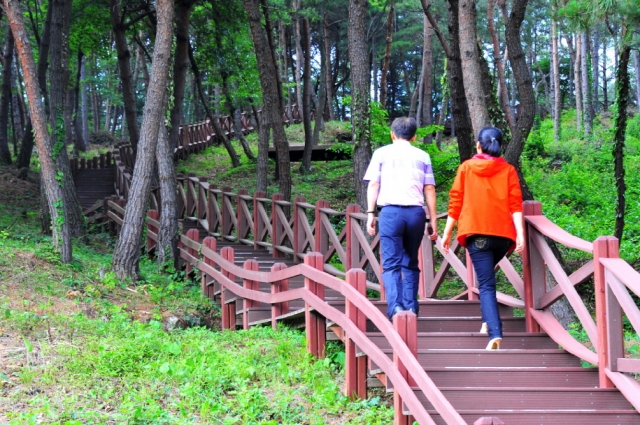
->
xmin=6 ymin=0 xmax=72 ymax=261
xmin=459 ymin=0 xmax=492 ymax=137
xmin=566 ymin=35 xmax=582 ymax=132
xmin=0 ymin=27 xmax=14 ymax=165
xmin=379 ymin=4 xmax=394 ymax=110
xmin=110 ymin=0 xmax=140 ymax=151
xmin=500 ymin=0 xmax=535 ymax=178
xmin=233 ymin=108 xmax=255 ymax=160
xmin=420 ymin=14 xmax=434 ymax=138
xmin=37 ymin=0 xmax=53 ymax=115
xmin=300 ymin=18 xmax=313 ymax=173
xmin=278 ymin=21 xmax=293 ymax=122
xmin=168 ymin=0 xmax=195 ymax=151
xmin=634 ymin=50 xmax=640 ymax=110
xmin=446 ymin=0 xmax=474 ymax=161
xmin=73 ymin=49 xmax=87 ymax=153
xmin=112 ymin=0 xmax=175 ymax=281
xmin=293 ymin=0 xmax=304 ymax=121
xmin=188 ymin=42 xmax=241 ymax=167
xmin=348 ymin=0 xmax=372 ymax=208
xmin=591 ymin=26 xmax=600 ymax=112
xmin=487 ymin=0 xmax=515 ymax=133
xmin=49 ymin=0 xmax=84 ymax=238
xmin=613 ymin=46 xmax=631 ymax=242
xmin=551 ymin=0 xmax=561 ymax=141
xmin=80 ymin=52 xmax=89 ymax=147
xmin=155 ymin=116 xmax=178 ymax=269
xmin=243 ymin=0 xmax=292 ymax=201
xmin=581 ymin=30 xmax=593 ymax=137
xmin=312 ymin=16 xmax=327 ymax=147
xmin=323 ymin=15 xmax=335 ymax=121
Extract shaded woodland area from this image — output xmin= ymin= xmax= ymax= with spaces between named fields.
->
xmin=0 ymin=0 xmax=638 ymax=282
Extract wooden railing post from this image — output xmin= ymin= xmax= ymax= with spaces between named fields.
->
xmin=237 ymin=189 xmax=250 ymax=242
xmin=146 ymin=210 xmax=158 ymax=257
xmin=272 ymin=193 xmax=285 ymax=258
xmin=185 ymin=228 xmax=199 ymax=277
xmin=220 ymin=246 xmax=236 ymax=330
xmin=304 ymin=252 xmax=326 ymax=358
xmin=254 ymin=191 xmax=267 ymax=250
xmin=197 ymin=177 xmax=208 ymax=222
xmin=181 ymin=124 xmax=190 ymax=150
xmin=294 ymin=195 xmax=306 ymax=262
xmin=314 ymin=200 xmax=330 ymax=255
xmin=202 ymin=237 xmax=217 ymax=300
xmin=345 ymin=204 xmax=361 ymax=271
xmin=593 ymin=235 xmax=619 ymax=388
xmin=242 ymin=259 xmax=260 ymax=330
xmin=393 ymin=311 xmax=417 ymax=425
xmin=522 ymin=200 xmax=543 ymax=333
xmin=207 ymin=184 xmax=219 ymax=236
xmin=271 ymin=263 xmax=289 ymax=329
xmin=345 ymin=268 xmax=367 ymax=400
xmin=221 ymin=186 xmax=233 ymax=238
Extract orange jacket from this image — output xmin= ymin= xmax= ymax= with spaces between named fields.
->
xmin=448 ymin=154 xmax=523 ymax=247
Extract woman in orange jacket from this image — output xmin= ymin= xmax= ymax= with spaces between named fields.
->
xmin=441 ymin=127 xmax=524 ymax=350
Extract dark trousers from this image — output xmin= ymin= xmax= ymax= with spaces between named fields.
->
xmin=379 ymin=205 xmax=426 ymax=319
xmin=466 ymin=235 xmax=512 ymax=339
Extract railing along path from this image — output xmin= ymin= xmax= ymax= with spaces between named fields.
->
xmin=90 ymin=110 xmax=640 ymax=424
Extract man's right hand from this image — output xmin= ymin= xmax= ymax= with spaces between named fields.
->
xmin=367 ymin=214 xmax=377 ymax=236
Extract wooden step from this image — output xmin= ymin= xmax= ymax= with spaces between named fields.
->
xmin=422 ymin=411 xmax=640 ymax=425
xmin=366 ymin=316 xmax=526 ymax=333
xmin=363 ymin=331 xmax=559 ymax=350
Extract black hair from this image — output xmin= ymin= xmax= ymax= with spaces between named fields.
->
xmin=477 ymin=126 xmax=503 ymax=157
xmin=391 ymin=117 xmax=417 ymax=141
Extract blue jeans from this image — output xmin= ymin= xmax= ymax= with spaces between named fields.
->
xmin=466 ymin=235 xmax=512 ymax=340
xmin=379 ymin=205 xmax=426 ymax=319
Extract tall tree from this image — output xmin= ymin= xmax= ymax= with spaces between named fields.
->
xmin=551 ymin=0 xmax=561 ymax=141
xmin=113 ymin=0 xmax=175 ymax=280
xmin=110 ymin=0 xmax=144 ymax=152
xmin=168 ymin=0 xmax=196 ymax=150
xmin=348 ymin=0 xmax=372 ymax=208
xmin=379 ymin=3 xmax=394 ymax=109
xmin=459 ymin=0 xmax=491 ymax=136
xmin=300 ymin=17 xmax=313 ymax=173
xmin=5 ymin=0 xmax=73 ymax=261
xmin=0 ymin=27 xmax=14 ymax=165
xmin=49 ymin=0 xmax=85 ymax=237
xmin=243 ymin=0 xmax=292 ymax=201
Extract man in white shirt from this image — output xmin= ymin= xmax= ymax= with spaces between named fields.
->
xmin=363 ymin=117 xmax=438 ymax=319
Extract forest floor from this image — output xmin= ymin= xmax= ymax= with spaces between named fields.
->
xmin=0 ymin=159 xmax=394 ymax=424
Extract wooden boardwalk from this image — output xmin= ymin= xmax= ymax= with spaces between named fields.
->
xmin=80 ymin=118 xmax=640 ymax=424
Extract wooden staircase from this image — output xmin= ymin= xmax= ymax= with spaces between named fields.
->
xmin=73 ymin=166 xmax=116 ymax=210
xmin=199 ymin=237 xmax=639 ymax=425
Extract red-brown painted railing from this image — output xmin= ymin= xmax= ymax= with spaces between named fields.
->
xmin=94 ymin=110 xmax=640 ymax=423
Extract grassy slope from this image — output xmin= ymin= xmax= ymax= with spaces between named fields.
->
xmin=0 ymin=156 xmax=393 ymax=423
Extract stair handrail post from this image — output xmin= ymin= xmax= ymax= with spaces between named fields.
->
xmin=304 ymin=252 xmax=326 ymax=358
xmin=393 ymin=310 xmax=418 ymax=425
xmin=419 ymin=206 xmax=436 ymax=299
xmin=197 ymin=177 xmax=208 ymax=221
xmin=202 ymin=237 xmax=217 ymax=300
xmin=220 ymin=246 xmax=236 ymax=330
xmin=221 ymin=186 xmax=233 ymax=239
xmin=181 ymin=124 xmax=190 ymax=150
xmin=253 ymin=191 xmax=267 ymax=250
xmin=293 ymin=195 xmax=306 ymax=262
xmin=345 ymin=204 xmax=361 ymax=271
xmin=237 ymin=188 xmax=250 ymax=243
xmin=207 ymin=183 xmax=219 ymax=236
xmin=242 ymin=259 xmax=259 ymax=330
xmin=185 ymin=173 xmax=197 ymax=219
xmin=593 ymin=235 xmax=619 ymax=388
xmin=522 ymin=200 xmax=543 ymax=333
xmin=345 ymin=268 xmax=368 ymax=400
xmin=314 ymin=200 xmax=330 ymax=259
xmin=271 ymin=193 xmax=285 ymax=258
xmin=185 ymin=228 xmax=199 ymax=277
xmin=270 ymin=262 xmax=289 ymax=329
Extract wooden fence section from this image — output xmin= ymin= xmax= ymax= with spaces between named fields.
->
xmin=88 ymin=111 xmax=640 ymax=423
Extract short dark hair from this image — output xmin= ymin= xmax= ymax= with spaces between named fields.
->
xmin=391 ymin=117 xmax=417 ymax=140
xmin=477 ymin=126 xmax=503 ymax=157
